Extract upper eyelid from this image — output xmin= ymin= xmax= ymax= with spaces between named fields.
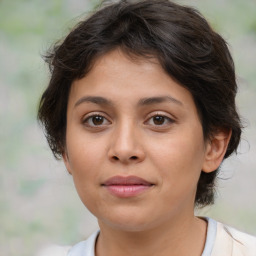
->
xmin=145 ymin=111 xmax=175 ymax=120
xmin=82 ymin=111 xmax=111 ymax=120
xmin=81 ymin=111 xmax=176 ymax=122
xmin=146 ymin=116 xmax=174 ymax=123
xmin=82 ymin=114 xmax=112 ymax=128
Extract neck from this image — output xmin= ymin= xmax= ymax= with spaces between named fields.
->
xmin=96 ymin=215 xmax=207 ymax=256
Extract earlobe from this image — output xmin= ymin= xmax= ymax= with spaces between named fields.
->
xmin=202 ymin=129 xmax=232 ymax=173
xmin=62 ymin=151 xmax=72 ymax=175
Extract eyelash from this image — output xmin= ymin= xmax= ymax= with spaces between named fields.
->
xmin=82 ymin=113 xmax=111 ymax=127
xmin=145 ymin=113 xmax=175 ymax=127
xmin=82 ymin=112 xmax=175 ymax=128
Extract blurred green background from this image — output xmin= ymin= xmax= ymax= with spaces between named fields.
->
xmin=0 ymin=0 xmax=256 ymax=255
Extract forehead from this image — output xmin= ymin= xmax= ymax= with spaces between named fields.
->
xmin=68 ymin=49 xmax=196 ymax=112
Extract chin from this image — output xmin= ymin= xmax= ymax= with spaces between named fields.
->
xmin=98 ymin=210 xmax=160 ymax=233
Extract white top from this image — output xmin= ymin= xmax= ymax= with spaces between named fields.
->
xmin=38 ymin=218 xmax=256 ymax=256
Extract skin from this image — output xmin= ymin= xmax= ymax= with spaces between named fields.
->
xmin=63 ymin=49 xmax=231 ymax=256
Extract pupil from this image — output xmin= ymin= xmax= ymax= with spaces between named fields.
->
xmin=153 ymin=116 xmax=164 ymax=125
xmin=93 ymin=116 xmax=103 ymax=125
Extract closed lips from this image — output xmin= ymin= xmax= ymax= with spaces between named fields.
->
xmin=102 ymin=175 xmax=154 ymax=186
xmin=101 ymin=176 xmax=154 ymax=198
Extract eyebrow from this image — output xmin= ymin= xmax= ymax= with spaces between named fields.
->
xmin=74 ymin=96 xmax=113 ymax=107
xmin=74 ymin=95 xmax=183 ymax=108
xmin=138 ymin=96 xmax=183 ymax=106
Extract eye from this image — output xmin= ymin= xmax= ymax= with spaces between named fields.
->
xmin=83 ymin=114 xmax=111 ymax=127
xmin=146 ymin=114 xmax=174 ymax=126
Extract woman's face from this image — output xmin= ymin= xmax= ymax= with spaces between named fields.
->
xmin=63 ymin=50 xmax=212 ymax=232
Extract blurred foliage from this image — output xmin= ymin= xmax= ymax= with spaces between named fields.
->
xmin=0 ymin=0 xmax=256 ymax=255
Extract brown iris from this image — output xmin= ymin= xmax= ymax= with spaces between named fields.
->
xmin=153 ymin=116 xmax=165 ymax=125
xmin=92 ymin=116 xmax=104 ymax=125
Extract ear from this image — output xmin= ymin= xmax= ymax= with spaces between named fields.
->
xmin=62 ymin=151 xmax=73 ymax=175
xmin=202 ymin=129 xmax=232 ymax=173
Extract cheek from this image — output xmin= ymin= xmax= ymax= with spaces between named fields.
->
xmin=148 ymin=128 xmax=205 ymax=184
xmin=65 ymin=134 xmax=106 ymax=193
xmin=67 ymin=131 xmax=105 ymax=168
xmin=67 ymin=141 xmax=102 ymax=210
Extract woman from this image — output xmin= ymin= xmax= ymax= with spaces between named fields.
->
xmin=38 ymin=0 xmax=256 ymax=255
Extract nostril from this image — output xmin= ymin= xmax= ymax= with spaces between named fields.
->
xmin=110 ymin=155 xmax=139 ymax=162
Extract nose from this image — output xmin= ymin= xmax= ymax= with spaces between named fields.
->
xmin=108 ymin=122 xmax=146 ymax=164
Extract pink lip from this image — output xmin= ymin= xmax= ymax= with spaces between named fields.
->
xmin=102 ymin=176 xmax=154 ymax=198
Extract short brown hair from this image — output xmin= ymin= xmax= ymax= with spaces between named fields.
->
xmin=38 ymin=0 xmax=242 ymax=207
